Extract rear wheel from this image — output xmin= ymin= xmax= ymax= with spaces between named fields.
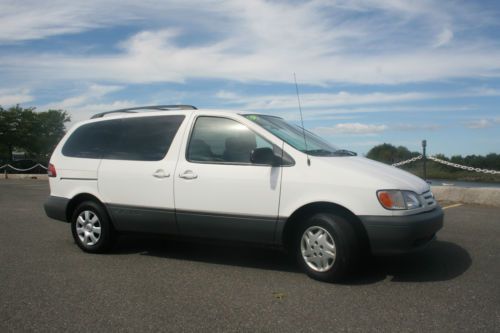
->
xmin=296 ymin=212 xmax=358 ymax=282
xmin=71 ymin=201 xmax=114 ymax=253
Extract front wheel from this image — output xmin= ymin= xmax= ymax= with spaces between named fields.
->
xmin=71 ymin=201 xmax=114 ymax=253
xmin=296 ymin=213 xmax=358 ymax=282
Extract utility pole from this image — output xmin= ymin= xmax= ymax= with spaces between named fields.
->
xmin=422 ymin=140 xmax=427 ymax=181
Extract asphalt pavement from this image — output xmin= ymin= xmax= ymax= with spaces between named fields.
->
xmin=1 ymin=180 xmax=499 ymax=332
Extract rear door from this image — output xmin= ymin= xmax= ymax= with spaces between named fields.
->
xmin=98 ymin=113 xmax=190 ymax=234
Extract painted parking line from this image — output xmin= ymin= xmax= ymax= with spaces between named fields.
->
xmin=442 ymin=203 xmax=463 ymax=210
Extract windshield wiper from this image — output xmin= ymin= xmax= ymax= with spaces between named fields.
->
xmin=332 ymin=149 xmax=357 ymax=156
xmin=304 ymin=149 xmax=357 ymax=157
xmin=304 ymin=149 xmax=336 ymax=156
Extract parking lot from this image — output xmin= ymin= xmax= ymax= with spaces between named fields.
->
xmin=1 ymin=179 xmax=499 ymax=332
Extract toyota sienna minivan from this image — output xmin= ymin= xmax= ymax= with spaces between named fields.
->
xmin=44 ymin=105 xmax=443 ymax=282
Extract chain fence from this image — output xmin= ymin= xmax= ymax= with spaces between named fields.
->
xmin=426 ymin=156 xmax=500 ymax=175
xmin=391 ymin=155 xmax=422 ymax=167
xmin=0 ymin=163 xmax=48 ymax=172
xmin=391 ymin=155 xmax=500 ymax=175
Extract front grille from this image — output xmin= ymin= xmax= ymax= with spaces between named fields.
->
xmin=422 ymin=191 xmax=435 ymax=206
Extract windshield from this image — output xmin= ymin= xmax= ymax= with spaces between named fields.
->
xmin=244 ymin=114 xmax=348 ymax=157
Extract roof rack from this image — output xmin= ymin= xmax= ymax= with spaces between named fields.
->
xmin=90 ymin=105 xmax=198 ymax=119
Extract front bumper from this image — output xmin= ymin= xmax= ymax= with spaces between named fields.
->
xmin=44 ymin=196 xmax=70 ymax=222
xmin=359 ymin=207 xmax=444 ymax=255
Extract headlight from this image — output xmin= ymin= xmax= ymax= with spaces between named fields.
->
xmin=377 ymin=190 xmax=422 ymax=210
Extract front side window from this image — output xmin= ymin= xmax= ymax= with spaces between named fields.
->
xmin=187 ymin=116 xmax=273 ymax=164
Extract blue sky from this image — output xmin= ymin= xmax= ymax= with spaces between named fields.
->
xmin=1 ymin=0 xmax=499 ymax=156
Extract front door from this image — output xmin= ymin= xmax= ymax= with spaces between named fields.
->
xmin=174 ymin=115 xmax=282 ymax=243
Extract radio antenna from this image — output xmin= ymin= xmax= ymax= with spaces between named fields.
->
xmin=293 ymin=73 xmax=310 ymax=166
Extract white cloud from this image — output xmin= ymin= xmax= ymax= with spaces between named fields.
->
xmin=215 ymin=90 xmax=241 ymax=100
xmin=0 ymin=1 xmax=500 ymax=86
xmin=212 ymin=89 xmax=488 ymax=119
xmin=315 ymin=123 xmax=388 ymax=135
xmin=466 ymin=87 xmax=500 ymax=97
xmin=0 ymin=1 xmax=145 ymax=43
xmin=313 ymin=122 xmax=442 ymax=136
xmin=393 ymin=124 xmax=442 ymax=131
xmin=217 ymin=91 xmax=432 ymax=110
xmin=40 ymin=84 xmax=131 ymax=123
xmin=463 ymin=118 xmax=500 ymax=129
xmin=433 ymin=27 xmax=454 ymax=48
xmin=0 ymin=88 xmax=33 ymax=106
xmin=347 ymin=140 xmax=384 ymax=147
xmin=43 ymin=84 xmax=123 ymax=110
xmin=65 ymin=101 xmax=138 ymax=124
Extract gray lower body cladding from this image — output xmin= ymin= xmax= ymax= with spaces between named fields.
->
xmin=44 ymin=196 xmax=69 ymax=222
xmin=359 ymin=207 xmax=444 ymax=255
xmin=44 ymin=195 xmax=444 ymax=252
xmin=44 ymin=196 xmax=279 ymax=244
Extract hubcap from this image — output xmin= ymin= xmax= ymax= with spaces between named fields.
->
xmin=301 ymin=226 xmax=336 ymax=272
xmin=76 ymin=210 xmax=101 ymax=246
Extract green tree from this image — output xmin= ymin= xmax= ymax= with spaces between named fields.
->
xmin=0 ymin=105 xmax=70 ymax=161
xmin=31 ymin=110 xmax=71 ymax=161
xmin=485 ymin=153 xmax=500 ymax=170
xmin=0 ymin=105 xmax=32 ymax=161
xmin=366 ymin=143 xmax=418 ymax=164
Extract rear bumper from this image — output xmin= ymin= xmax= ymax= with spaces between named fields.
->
xmin=44 ymin=196 xmax=69 ymax=222
xmin=359 ymin=207 xmax=444 ymax=255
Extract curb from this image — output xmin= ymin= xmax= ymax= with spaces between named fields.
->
xmin=432 ymin=186 xmax=500 ymax=207
xmin=2 ymin=174 xmax=48 ymax=180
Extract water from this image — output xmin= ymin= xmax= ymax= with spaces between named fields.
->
xmin=428 ymin=179 xmax=500 ymax=188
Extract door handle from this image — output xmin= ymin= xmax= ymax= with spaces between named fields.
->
xmin=153 ymin=169 xmax=170 ymax=178
xmin=179 ymin=170 xmax=198 ymax=180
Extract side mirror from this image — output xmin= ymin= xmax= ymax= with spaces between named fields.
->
xmin=250 ymin=147 xmax=280 ymax=166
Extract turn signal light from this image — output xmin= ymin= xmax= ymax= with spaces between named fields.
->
xmin=377 ymin=190 xmax=422 ymax=210
xmin=377 ymin=190 xmax=406 ymax=210
xmin=378 ymin=191 xmax=393 ymax=208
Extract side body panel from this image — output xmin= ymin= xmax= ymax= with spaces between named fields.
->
xmin=97 ymin=112 xmax=193 ymax=234
xmin=48 ymin=123 xmax=102 ymax=201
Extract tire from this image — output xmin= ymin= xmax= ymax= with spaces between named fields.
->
xmin=295 ymin=212 xmax=359 ymax=282
xmin=71 ymin=201 xmax=114 ymax=253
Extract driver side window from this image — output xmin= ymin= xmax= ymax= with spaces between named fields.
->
xmin=187 ymin=116 xmax=272 ymax=164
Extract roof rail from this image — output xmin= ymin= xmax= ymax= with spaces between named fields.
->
xmin=90 ymin=105 xmax=198 ymax=119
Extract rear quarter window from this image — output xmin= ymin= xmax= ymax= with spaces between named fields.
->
xmin=62 ymin=120 xmax=120 ymax=159
xmin=62 ymin=115 xmax=185 ymax=161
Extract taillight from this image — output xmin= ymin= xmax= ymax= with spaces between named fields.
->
xmin=47 ymin=163 xmax=57 ymax=177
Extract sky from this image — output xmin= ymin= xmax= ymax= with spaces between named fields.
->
xmin=1 ymin=0 xmax=499 ymax=156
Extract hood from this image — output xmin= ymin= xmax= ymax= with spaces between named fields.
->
xmin=314 ymin=156 xmax=430 ymax=194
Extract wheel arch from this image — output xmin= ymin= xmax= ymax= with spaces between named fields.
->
xmin=281 ymin=201 xmax=370 ymax=253
xmin=66 ymin=193 xmax=110 ymax=223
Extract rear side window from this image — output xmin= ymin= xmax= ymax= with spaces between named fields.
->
xmin=62 ymin=115 xmax=185 ymax=161
xmin=108 ymin=116 xmax=184 ymax=161
xmin=62 ymin=120 xmax=120 ymax=158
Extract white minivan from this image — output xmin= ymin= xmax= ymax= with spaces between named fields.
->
xmin=45 ymin=105 xmax=443 ymax=282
